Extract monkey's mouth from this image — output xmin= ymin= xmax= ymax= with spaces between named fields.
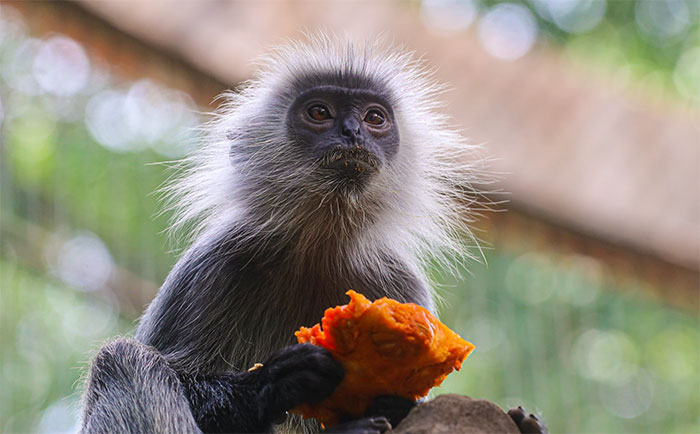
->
xmin=318 ymin=146 xmax=381 ymax=179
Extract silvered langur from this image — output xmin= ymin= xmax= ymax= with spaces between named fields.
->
xmin=79 ymin=35 xmax=544 ymax=434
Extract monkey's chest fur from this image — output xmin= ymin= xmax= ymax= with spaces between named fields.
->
xmin=135 ymin=225 xmax=430 ymax=374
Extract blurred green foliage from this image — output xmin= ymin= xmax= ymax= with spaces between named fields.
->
xmin=435 ymin=252 xmax=699 ymax=433
xmin=1 ymin=2 xmax=698 ymax=432
xmin=0 ymin=260 xmax=133 ymax=432
xmin=428 ymin=0 xmax=699 ymax=102
xmin=4 ymin=104 xmax=177 ymax=279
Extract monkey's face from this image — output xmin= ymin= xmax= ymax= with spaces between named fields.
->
xmin=286 ymin=84 xmax=399 ymax=192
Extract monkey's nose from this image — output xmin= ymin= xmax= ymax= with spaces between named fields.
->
xmin=341 ymin=118 xmax=361 ymax=140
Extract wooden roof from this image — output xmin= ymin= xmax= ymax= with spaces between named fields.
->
xmin=65 ymin=1 xmax=700 ymax=271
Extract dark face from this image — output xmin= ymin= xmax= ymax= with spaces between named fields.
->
xmin=287 ymin=84 xmax=399 ymax=190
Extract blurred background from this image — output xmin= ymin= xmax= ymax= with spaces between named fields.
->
xmin=0 ymin=1 xmax=698 ymax=432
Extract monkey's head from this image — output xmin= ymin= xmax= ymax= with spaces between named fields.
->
xmin=169 ymin=34 xmax=484 ymax=266
xmin=285 ymin=76 xmax=399 ymax=194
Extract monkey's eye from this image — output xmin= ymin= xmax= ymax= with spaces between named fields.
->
xmin=364 ymin=109 xmax=386 ymax=126
xmin=307 ymin=104 xmax=333 ymax=121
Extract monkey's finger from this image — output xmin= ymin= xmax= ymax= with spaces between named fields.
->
xmin=508 ymin=406 xmax=526 ymax=425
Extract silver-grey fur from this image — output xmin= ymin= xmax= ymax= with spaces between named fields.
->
xmin=80 ymin=34 xmax=484 ymax=434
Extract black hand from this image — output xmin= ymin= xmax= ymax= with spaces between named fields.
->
xmin=257 ymin=344 xmax=345 ymax=423
xmin=508 ymin=406 xmax=548 ymax=434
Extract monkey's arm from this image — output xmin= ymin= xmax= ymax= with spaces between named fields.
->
xmin=180 ymin=344 xmax=345 ymax=433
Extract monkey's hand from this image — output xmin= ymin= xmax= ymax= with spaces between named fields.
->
xmin=365 ymin=395 xmax=416 ymax=428
xmin=317 ymin=395 xmax=407 ymax=433
xmin=256 ymin=343 xmax=345 ymax=425
xmin=508 ymin=406 xmax=548 ymax=434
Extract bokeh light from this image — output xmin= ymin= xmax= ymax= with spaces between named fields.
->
xmin=85 ymin=89 xmax=142 ymax=152
xmin=505 ymin=252 xmax=556 ymax=304
xmin=85 ymin=80 xmax=199 ymax=156
xmin=420 ymin=0 xmax=479 ymax=35
xmin=124 ymin=80 xmax=200 ymax=157
xmin=571 ymin=329 xmax=640 ymax=384
xmin=598 ymin=370 xmax=654 ymax=419
xmin=555 ymin=254 xmax=601 ymax=306
xmin=47 ymin=232 xmax=114 ymax=292
xmin=3 ymin=38 xmax=44 ymax=95
xmin=531 ymin=0 xmax=606 ymax=34
xmin=478 ymin=3 xmax=538 ymax=60
xmin=36 ymin=399 xmax=79 ymax=434
xmin=673 ymin=46 xmax=700 ymax=100
xmin=635 ymin=0 xmax=691 ymax=45
xmin=33 ymin=36 xmax=90 ymax=96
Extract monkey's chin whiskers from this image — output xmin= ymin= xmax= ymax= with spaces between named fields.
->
xmin=317 ymin=148 xmax=381 ymax=189
xmin=319 ymin=147 xmax=380 ymax=168
xmin=325 ymin=158 xmax=374 ymax=174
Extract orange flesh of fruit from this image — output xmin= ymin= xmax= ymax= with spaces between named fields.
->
xmin=293 ymin=290 xmax=475 ymax=426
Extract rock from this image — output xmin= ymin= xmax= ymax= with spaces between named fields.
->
xmin=389 ymin=394 xmax=519 ymax=434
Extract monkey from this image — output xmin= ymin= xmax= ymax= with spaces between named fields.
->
xmin=80 ymin=35 xmax=545 ymax=434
